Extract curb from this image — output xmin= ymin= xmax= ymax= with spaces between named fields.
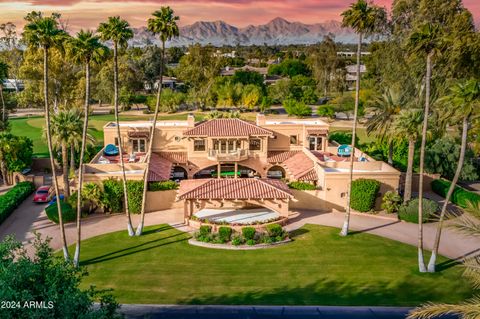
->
xmin=188 ymin=238 xmax=292 ymax=250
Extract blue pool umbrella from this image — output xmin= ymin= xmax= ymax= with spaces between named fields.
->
xmin=104 ymin=144 xmax=119 ymax=156
xmin=337 ymin=145 xmax=352 ymax=157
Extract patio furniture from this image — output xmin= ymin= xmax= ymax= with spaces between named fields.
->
xmin=104 ymin=144 xmax=119 ymax=156
xmin=337 ymin=145 xmax=352 ymax=157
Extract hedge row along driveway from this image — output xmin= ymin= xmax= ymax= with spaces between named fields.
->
xmin=0 ymin=182 xmax=35 ymax=225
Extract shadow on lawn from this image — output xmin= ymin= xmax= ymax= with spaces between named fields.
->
xmin=175 ymin=277 xmax=472 ymax=307
xmin=80 ymin=226 xmax=189 ymax=266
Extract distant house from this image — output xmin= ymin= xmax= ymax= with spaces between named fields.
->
xmin=144 ymin=76 xmax=183 ymax=91
xmin=220 ymin=66 xmax=269 ymax=77
xmin=345 ymin=64 xmax=367 ymax=90
xmin=337 ymin=51 xmax=371 ymax=58
xmin=2 ymin=79 xmax=24 ymax=91
xmin=214 ymin=50 xmax=236 ymax=58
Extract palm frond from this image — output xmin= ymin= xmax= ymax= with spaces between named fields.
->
xmin=463 ymin=257 xmax=480 ymax=289
xmin=408 ymin=296 xmax=480 ymax=319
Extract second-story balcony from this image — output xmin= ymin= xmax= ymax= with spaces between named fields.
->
xmin=208 ymin=149 xmax=248 ymax=162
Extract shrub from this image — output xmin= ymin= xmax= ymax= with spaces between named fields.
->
xmin=126 ymin=180 xmax=144 ymax=214
xmin=231 ymin=235 xmax=243 ymax=246
xmin=45 ymin=201 xmax=76 ymax=224
xmin=0 ymin=181 xmax=35 ymax=224
xmin=246 ymin=239 xmax=256 ymax=246
xmin=242 ymin=227 xmax=256 ymax=240
xmin=266 ymin=224 xmax=284 ymax=238
xmin=328 ymin=131 xmax=359 ymax=146
xmin=218 ymin=226 xmax=232 ymax=242
xmin=431 ymin=179 xmax=480 ymax=209
xmin=288 ymin=181 xmax=316 ymax=190
xmin=350 ymin=179 xmax=381 ymax=212
xmin=317 ymin=105 xmax=335 ymax=118
xmin=381 ymin=191 xmax=402 ymax=214
xmin=199 ymin=225 xmax=212 ymax=237
xmin=398 ymin=198 xmax=439 ymax=224
xmin=148 ymin=180 xmax=179 ymax=191
xmin=102 ymin=179 xmax=123 ymax=213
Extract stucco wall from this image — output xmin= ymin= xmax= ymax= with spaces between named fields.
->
xmin=145 ymin=190 xmax=181 ymax=212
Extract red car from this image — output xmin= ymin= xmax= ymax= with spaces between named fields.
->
xmin=33 ymin=186 xmax=53 ymax=203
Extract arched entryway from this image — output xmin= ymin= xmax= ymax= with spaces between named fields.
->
xmin=171 ymin=166 xmax=187 ymax=181
xmin=267 ymin=165 xmax=286 ymax=179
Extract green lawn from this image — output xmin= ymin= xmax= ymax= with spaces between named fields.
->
xmin=76 ymin=224 xmax=472 ymax=306
xmin=329 ymin=126 xmax=375 ymax=144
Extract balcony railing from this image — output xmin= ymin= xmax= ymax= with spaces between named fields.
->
xmin=208 ymin=149 xmax=248 ymax=161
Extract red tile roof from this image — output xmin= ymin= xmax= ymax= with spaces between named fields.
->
xmin=298 ymin=168 xmax=318 ymax=181
xmin=183 ymin=118 xmax=273 ymax=137
xmin=307 ymin=129 xmax=328 ymax=135
xmin=282 ymin=152 xmax=317 ymax=180
xmin=158 ymin=152 xmax=188 ymax=164
xmin=267 ymin=151 xmax=301 ymax=163
xmin=148 ymin=153 xmax=173 ymax=181
xmin=178 ymin=178 xmax=293 ymax=200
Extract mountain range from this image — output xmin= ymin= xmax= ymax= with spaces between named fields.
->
xmin=131 ymin=17 xmax=357 ymax=47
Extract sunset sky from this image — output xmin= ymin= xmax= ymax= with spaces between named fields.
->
xmin=0 ymin=0 xmax=479 ymax=31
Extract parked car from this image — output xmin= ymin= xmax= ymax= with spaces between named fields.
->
xmin=33 ymin=186 xmax=53 ymax=203
xmin=48 ymin=194 xmax=65 ymax=206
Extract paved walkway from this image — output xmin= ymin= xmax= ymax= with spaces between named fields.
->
xmin=0 ymin=195 xmax=478 ymax=261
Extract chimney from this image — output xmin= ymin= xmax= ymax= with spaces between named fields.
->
xmin=187 ymin=113 xmax=195 ymax=127
xmin=256 ymin=113 xmax=266 ymax=126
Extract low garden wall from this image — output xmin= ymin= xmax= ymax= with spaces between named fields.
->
xmin=145 ymin=189 xmax=181 ymax=212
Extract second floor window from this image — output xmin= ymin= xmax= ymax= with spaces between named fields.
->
xmin=132 ymin=139 xmax=146 ymax=153
xmin=290 ymin=135 xmax=298 ymax=145
xmin=194 ymin=139 xmax=206 ymax=151
xmin=249 ymin=138 xmax=261 ymax=151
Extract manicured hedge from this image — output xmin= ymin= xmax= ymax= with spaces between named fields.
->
xmin=288 ymin=181 xmax=317 ymax=190
xmin=0 ymin=182 xmax=35 ymax=224
xmin=431 ymin=179 xmax=480 ymax=209
xmin=350 ymin=179 xmax=381 ymax=212
xmin=148 ymin=181 xmax=179 ymax=191
xmin=102 ymin=179 xmax=124 ymax=213
xmin=398 ymin=198 xmax=439 ymax=224
xmin=45 ymin=201 xmax=76 ymax=224
xmin=127 ymin=180 xmax=144 ymax=214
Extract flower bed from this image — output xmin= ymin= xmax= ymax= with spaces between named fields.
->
xmin=191 ymin=223 xmax=289 ymax=247
xmin=188 ymin=216 xmax=288 ymax=233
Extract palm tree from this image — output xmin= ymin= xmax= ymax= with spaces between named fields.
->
xmin=98 ymin=17 xmax=134 ymax=236
xmin=408 ymin=22 xmax=443 ymax=273
xmin=136 ymin=7 xmax=179 ymax=236
xmin=408 ymin=202 xmax=480 ymax=318
xmin=0 ymin=61 xmax=8 ymax=127
xmin=22 ymin=11 xmax=70 ymax=260
xmin=67 ymin=29 xmax=108 ymax=266
xmin=366 ymin=88 xmax=405 ymax=165
xmin=392 ymin=109 xmax=423 ymax=203
xmin=49 ymin=109 xmax=84 ymax=199
xmin=427 ymin=79 xmax=480 ymax=273
xmin=340 ymin=0 xmax=386 ymax=236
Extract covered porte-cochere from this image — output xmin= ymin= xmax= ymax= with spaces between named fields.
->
xmin=177 ymin=178 xmax=293 ymax=226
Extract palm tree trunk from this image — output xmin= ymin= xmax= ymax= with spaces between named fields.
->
xmin=44 ymin=46 xmax=69 ymax=261
xmin=136 ymin=40 xmax=166 ymax=236
xmin=73 ymin=60 xmax=91 ymax=267
xmin=70 ymin=144 xmax=75 ymax=175
xmin=62 ymin=142 xmax=70 ymax=198
xmin=388 ymin=140 xmax=393 ymax=166
xmin=404 ymin=139 xmax=415 ymax=203
xmin=417 ymin=52 xmax=433 ymax=273
xmin=0 ymin=84 xmax=5 ymax=125
xmin=113 ymin=42 xmax=134 ymax=236
xmin=340 ymin=32 xmax=362 ymax=237
xmin=427 ymin=115 xmax=469 ymax=272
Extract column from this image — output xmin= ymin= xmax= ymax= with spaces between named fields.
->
xmin=234 ymin=163 xmax=238 ymax=179
xmin=217 ymin=163 xmax=221 ymax=179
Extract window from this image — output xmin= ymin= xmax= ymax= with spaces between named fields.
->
xmin=290 ymin=135 xmax=298 ymax=145
xmin=132 ymin=139 xmax=146 ymax=152
xmin=194 ymin=139 xmax=206 ymax=152
xmin=249 ymin=138 xmax=261 ymax=151
xmin=114 ymin=137 xmax=119 ymax=146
